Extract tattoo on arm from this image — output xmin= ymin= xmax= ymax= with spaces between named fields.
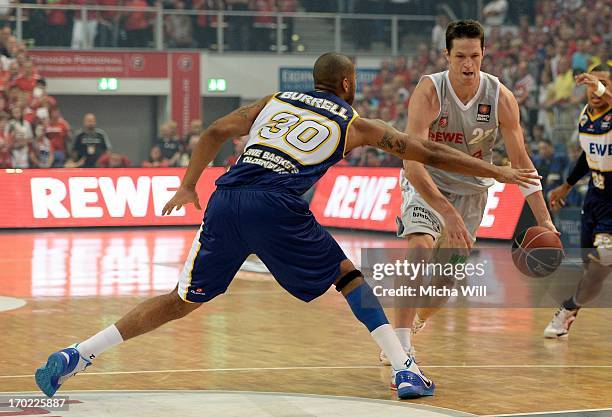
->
xmin=236 ymin=101 xmax=260 ymax=120
xmin=377 ymin=129 xmax=393 ymax=150
xmin=376 ymin=127 xmax=408 ymax=157
xmin=393 ymin=138 xmax=406 ymax=156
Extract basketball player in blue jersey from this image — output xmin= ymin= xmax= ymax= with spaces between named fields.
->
xmin=380 ymin=20 xmax=558 ymax=367
xmin=35 ymin=53 xmax=539 ymax=400
xmin=544 ymin=64 xmax=611 ymax=338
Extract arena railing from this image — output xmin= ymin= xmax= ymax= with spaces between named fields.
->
xmin=10 ymin=4 xmax=435 ymax=56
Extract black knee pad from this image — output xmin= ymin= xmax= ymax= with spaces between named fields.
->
xmin=335 ymin=269 xmax=363 ymax=292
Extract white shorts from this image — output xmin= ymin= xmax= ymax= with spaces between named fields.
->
xmin=396 ymin=185 xmax=488 ymax=247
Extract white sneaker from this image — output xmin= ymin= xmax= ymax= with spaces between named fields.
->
xmin=544 ymin=306 xmax=579 ymax=338
xmin=379 ymin=345 xmax=416 ymax=366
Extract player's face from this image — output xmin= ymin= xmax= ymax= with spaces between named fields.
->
xmin=588 ymin=71 xmax=610 ymax=110
xmin=446 ymin=38 xmax=484 ymax=86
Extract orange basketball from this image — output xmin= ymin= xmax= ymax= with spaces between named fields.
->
xmin=511 ymin=226 xmax=564 ymax=277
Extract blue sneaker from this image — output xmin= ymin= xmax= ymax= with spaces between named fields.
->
xmin=35 ymin=344 xmax=91 ymax=397
xmin=392 ymin=357 xmax=435 ymax=399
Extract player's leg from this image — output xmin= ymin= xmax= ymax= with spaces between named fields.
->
xmin=334 ymin=259 xmax=435 ymax=398
xmin=245 ymin=191 xmax=434 ymax=398
xmin=393 ymin=233 xmax=435 ymax=355
xmin=35 ymin=190 xmax=249 ymax=396
xmin=544 ymin=201 xmax=610 ymax=338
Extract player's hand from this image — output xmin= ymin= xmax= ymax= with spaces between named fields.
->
xmin=539 ymin=219 xmax=560 ymax=236
xmin=495 ymin=166 xmax=542 ymax=187
xmin=575 ymin=72 xmax=601 ymax=92
xmin=162 ymin=186 xmax=202 ymax=215
xmin=442 ymin=207 xmax=473 ymax=251
xmin=548 ymin=183 xmax=572 ymax=212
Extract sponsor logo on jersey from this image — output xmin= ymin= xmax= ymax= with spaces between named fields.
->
xmin=439 ymin=116 xmax=448 ymax=128
xmin=476 ymin=104 xmax=491 ymax=122
xmin=429 ymin=130 xmax=464 ymax=144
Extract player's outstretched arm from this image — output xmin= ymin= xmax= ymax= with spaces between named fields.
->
xmin=498 ymin=85 xmax=556 ymax=232
xmin=348 ymin=117 xmax=541 ymax=187
xmin=549 ymin=151 xmax=589 ymax=211
xmin=162 ymin=95 xmax=271 ymax=215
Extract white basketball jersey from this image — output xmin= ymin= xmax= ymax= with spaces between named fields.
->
xmin=402 ymin=71 xmax=501 ymax=195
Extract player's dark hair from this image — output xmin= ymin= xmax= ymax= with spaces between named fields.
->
xmin=313 ymin=53 xmax=355 ymax=91
xmin=445 ymin=19 xmax=485 ymax=51
xmin=590 ymin=63 xmax=611 ymax=74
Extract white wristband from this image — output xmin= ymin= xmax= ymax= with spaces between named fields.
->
xmin=519 ymin=178 xmax=543 ymax=197
xmin=595 ymin=81 xmax=606 ymax=97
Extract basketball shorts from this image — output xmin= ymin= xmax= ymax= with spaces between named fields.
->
xmin=396 ymin=184 xmax=488 ymax=248
xmin=581 ymin=191 xmax=612 ymax=266
xmin=177 ymin=188 xmax=348 ymax=303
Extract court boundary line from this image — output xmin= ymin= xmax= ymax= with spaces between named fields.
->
xmin=3 ymin=364 xmax=612 ymax=379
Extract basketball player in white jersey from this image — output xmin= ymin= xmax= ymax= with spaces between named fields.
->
xmin=381 ymin=20 xmax=558 ymax=366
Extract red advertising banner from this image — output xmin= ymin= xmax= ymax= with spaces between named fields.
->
xmin=170 ymin=52 xmax=201 ymax=137
xmin=310 ymin=167 xmax=526 ymax=240
xmin=29 ymin=51 xmax=168 ymax=78
xmin=0 ymin=168 xmax=224 ymax=228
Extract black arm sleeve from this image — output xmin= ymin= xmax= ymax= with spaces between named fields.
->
xmin=566 ymin=151 xmax=590 ymax=186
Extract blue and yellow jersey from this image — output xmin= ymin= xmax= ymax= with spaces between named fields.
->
xmin=216 ymin=91 xmax=358 ymax=195
xmin=578 ymin=104 xmax=612 ymax=197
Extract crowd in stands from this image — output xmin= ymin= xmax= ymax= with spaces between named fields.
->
xmin=350 ymin=0 xmax=611 ymax=206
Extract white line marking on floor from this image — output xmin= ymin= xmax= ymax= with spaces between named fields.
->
xmin=4 ymin=364 xmax=612 ymax=379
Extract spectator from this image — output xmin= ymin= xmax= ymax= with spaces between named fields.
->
xmin=431 ymin=14 xmax=449 ymax=53
xmin=97 ymin=151 xmax=131 ymax=168
xmin=192 ymin=0 xmax=219 ymax=50
xmin=13 ymin=60 xmax=40 ymax=93
xmin=30 ymin=124 xmax=54 ymax=168
xmin=533 ymin=138 xmax=568 ymax=196
xmin=73 ymin=113 xmax=112 ymax=168
xmin=96 ymin=0 xmax=120 ymax=47
xmin=46 ymin=0 xmax=72 ymax=47
xmin=225 ymin=0 xmax=253 ymax=51
xmin=6 ymin=106 xmax=33 ymax=143
xmin=0 ymin=111 xmax=10 ymax=145
xmin=155 ymin=122 xmax=182 ymax=166
xmin=482 ymin=0 xmax=508 ymax=26
xmin=11 ymin=132 xmax=30 ymax=169
xmin=121 ymin=0 xmax=151 ymax=48
xmin=0 ymin=134 xmax=10 ymax=168
xmin=165 ymin=0 xmax=196 ymax=48
xmin=183 ymin=119 xmax=202 ymax=145
xmin=224 ymin=136 xmax=246 ymax=167
xmin=45 ymin=107 xmax=71 ymax=167
xmin=513 ymin=60 xmax=537 ymax=128
xmin=178 ymin=134 xmax=200 ymax=167
xmin=0 ymin=25 xmax=11 ymax=57
xmin=71 ymin=0 xmax=99 ymax=49
xmin=142 ymin=145 xmax=170 ymax=168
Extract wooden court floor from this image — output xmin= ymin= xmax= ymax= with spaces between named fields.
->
xmin=1 ymin=229 xmax=611 ymax=416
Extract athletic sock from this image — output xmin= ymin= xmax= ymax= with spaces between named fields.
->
xmin=344 ymin=283 xmax=409 ymax=370
xmin=562 ymin=296 xmax=581 ymax=311
xmin=76 ymin=324 xmax=124 ymax=361
xmin=371 ymin=324 xmax=410 ymax=370
xmin=394 ymin=328 xmax=412 ymax=353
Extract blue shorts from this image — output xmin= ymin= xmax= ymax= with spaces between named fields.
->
xmin=581 ymin=190 xmax=612 ymax=265
xmin=178 ymin=188 xmax=348 ymax=303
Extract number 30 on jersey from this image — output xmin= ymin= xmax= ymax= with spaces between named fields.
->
xmin=250 ymin=101 xmax=342 ymax=165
